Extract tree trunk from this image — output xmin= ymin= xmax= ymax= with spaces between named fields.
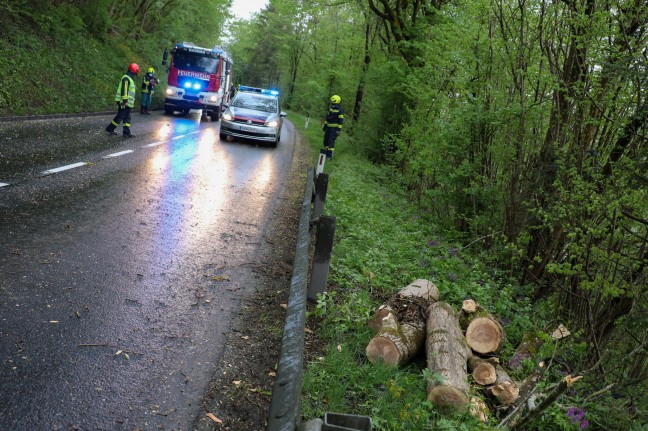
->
xmin=366 ymin=279 xmax=439 ymax=366
xmin=425 ymin=302 xmax=470 ymax=410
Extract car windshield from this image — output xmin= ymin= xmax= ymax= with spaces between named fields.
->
xmin=232 ymin=93 xmax=277 ymax=113
xmin=172 ymin=51 xmax=219 ymax=74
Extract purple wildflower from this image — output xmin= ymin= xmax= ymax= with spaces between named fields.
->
xmin=448 ymin=247 xmax=458 ymax=257
xmin=447 ymin=272 xmax=458 ymax=282
xmin=427 ymin=240 xmax=438 ymax=247
xmin=567 ymin=407 xmax=588 ymax=429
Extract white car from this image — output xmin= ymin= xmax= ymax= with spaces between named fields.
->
xmin=219 ymin=87 xmax=286 ymax=147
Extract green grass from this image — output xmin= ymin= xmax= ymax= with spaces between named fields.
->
xmin=0 ymin=5 xmax=166 ymax=116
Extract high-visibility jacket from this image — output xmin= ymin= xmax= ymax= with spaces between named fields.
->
xmin=114 ymin=74 xmax=136 ymax=107
xmin=324 ymin=103 xmax=344 ymax=129
xmin=141 ymin=73 xmax=156 ymax=94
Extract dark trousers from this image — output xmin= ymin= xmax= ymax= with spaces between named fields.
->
xmin=323 ymin=127 xmax=339 ymax=159
xmin=107 ymin=105 xmax=132 ymax=135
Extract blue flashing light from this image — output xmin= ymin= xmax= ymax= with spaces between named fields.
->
xmin=193 ymin=83 xmax=201 ymax=90
xmin=239 ymin=85 xmax=262 ymax=93
xmin=238 ymin=86 xmax=280 ymax=97
xmin=184 ymin=82 xmax=192 ymax=89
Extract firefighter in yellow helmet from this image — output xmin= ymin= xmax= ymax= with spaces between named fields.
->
xmin=322 ymin=94 xmax=344 ymax=159
xmin=140 ymin=67 xmax=158 ymax=115
xmin=106 ymin=63 xmax=140 ymax=137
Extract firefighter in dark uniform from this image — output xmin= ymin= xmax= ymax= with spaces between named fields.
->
xmin=322 ymin=95 xmax=344 ymax=159
xmin=105 ymin=63 xmax=140 ymax=137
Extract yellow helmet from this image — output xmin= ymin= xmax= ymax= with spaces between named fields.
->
xmin=330 ymin=95 xmax=341 ymax=104
xmin=147 ymin=67 xmax=155 ymax=74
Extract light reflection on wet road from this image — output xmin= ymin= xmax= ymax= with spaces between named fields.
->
xmin=0 ymin=111 xmax=296 ymax=430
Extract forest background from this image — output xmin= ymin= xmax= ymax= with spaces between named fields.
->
xmin=0 ymin=0 xmax=646 ymax=429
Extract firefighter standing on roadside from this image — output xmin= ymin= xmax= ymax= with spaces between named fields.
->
xmin=140 ymin=67 xmax=157 ymax=115
xmin=322 ymin=95 xmax=344 ymax=159
xmin=105 ymin=63 xmax=139 ymax=138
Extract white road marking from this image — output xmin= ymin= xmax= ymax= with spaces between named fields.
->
xmin=143 ymin=141 xmax=164 ymax=148
xmin=0 ymin=183 xmax=9 ymax=187
xmin=171 ymin=135 xmax=187 ymax=140
xmin=42 ymin=162 xmax=87 ymax=175
xmin=103 ymin=150 xmax=134 ymax=158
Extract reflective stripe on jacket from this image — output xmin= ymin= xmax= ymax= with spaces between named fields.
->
xmin=114 ymin=75 xmax=136 ymax=107
xmin=141 ymin=73 xmax=155 ymax=93
xmin=324 ymin=103 xmax=344 ymax=128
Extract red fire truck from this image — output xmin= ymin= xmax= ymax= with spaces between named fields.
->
xmin=162 ymin=42 xmax=233 ymax=121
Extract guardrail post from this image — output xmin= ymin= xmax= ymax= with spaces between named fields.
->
xmin=267 ymin=167 xmax=315 ymax=431
xmin=311 ymin=173 xmax=329 ymax=223
xmin=307 ymin=216 xmax=336 ymax=301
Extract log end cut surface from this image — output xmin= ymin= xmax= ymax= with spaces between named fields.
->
xmin=466 ymin=317 xmax=502 ymax=354
xmin=473 ymin=362 xmax=497 ymax=385
xmin=427 ymin=385 xmax=469 ymax=410
xmin=366 ymin=337 xmax=400 ymax=366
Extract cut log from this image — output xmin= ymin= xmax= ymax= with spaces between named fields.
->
xmin=467 ymin=356 xmax=497 ymax=386
xmin=366 ymin=279 xmax=439 ymax=366
xmin=458 ymin=299 xmax=486 ymax=329
xmin=465 ymin=317 xmax=503 ymax=354
xmin=365 ymin=310 xmax=425 ymax=366
xmin=508 ymin=332 xmax=543 ymax=370
xmin=485 ymin=364 xmax=520 ymax=406
xmin=509 ymin=325 xmax=569 ymax=370
xmin=397 ymin=279 xmax=440 ymax=302
xmin=462 ymin=299 xmax=479 ymax=313
xmin=425 ymin=302 xmax=470 ymax=410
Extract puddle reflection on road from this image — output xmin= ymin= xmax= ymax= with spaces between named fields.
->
xmin=145 ymin=126 xmax=229 ymax=258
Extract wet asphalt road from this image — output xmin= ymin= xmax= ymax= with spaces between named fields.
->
xmin=0 ymin=111 xmax=296 ymax=430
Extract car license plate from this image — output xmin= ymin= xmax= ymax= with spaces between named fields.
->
xmin=240 ymin=126 xmax=255 ymax=132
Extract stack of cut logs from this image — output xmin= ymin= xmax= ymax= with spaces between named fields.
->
xmin=365 ymin=279 xmax=566 ymax=423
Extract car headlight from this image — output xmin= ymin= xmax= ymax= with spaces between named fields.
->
xmin=222 ymin=110 xmax=233 ymax=121
xmin=266 ymin=120 xmax=279 ymax=127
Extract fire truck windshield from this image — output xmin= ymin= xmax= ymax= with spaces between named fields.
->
xmin=172 ymin=51 xmax=219 ymax=74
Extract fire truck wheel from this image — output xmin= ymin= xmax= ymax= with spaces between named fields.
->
xmin=210 ymin=110 xmax=220 ymax=121
xmin=164 ymin=104 xmax=174 ymax=115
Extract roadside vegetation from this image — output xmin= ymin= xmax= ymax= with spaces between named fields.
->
xmin=1 ymin=0 xmax=646 ymax=429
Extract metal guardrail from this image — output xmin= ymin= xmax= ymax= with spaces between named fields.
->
xmin=267 ymin=165 xmax=371 ymax=431
xmin=267 ymin=167 xmax=316 ymax=431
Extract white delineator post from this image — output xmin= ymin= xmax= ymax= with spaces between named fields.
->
xmin=316 ymin=148 xmax=326 ymax=176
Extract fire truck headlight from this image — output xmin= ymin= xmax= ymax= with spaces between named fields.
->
xmin=208 ymin=96 xmax=218 ymax=102
xmin=166 ymin=88 xmax=174 ymax=95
